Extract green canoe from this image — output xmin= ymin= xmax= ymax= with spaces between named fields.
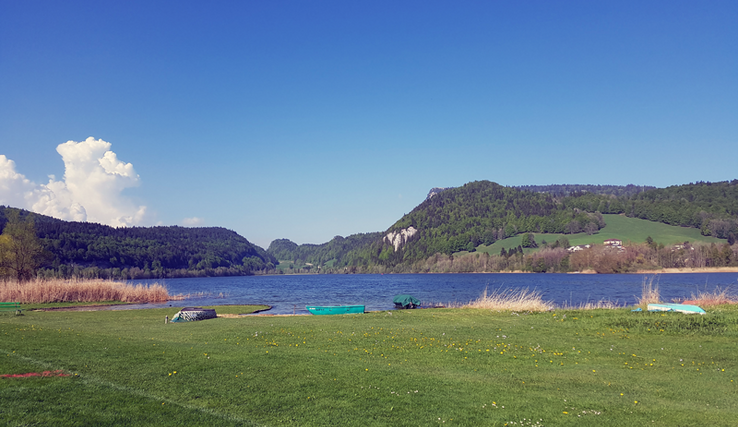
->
xmin=305 ymin=305 xmax=365 ymax=315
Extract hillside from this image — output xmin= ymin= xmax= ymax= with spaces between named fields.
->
xmin=267 ymin=232 xmax=383 ymax=271
xmin=474 ymin=214 xmax=725 ymax=256
xmin=563 ymin=180 xmax=738 ymax=237
xmin=267 ymin=180 xmax=738 ymax=272
xmin=268 ymin=181 xmax=607 ymax=269
xmin=0 ymin=206 xmax=276 ymax=279
xmin=381 ymin=181 xmax=605 ymax=263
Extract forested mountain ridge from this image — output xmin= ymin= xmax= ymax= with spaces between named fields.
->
xmin=267 ymin=180 xmax=738 ymax=271
xmin=381 ymin=181 xmax=605 ymax=263
xmin=269 ymin=181 xmax=606 ymax=269
xmin=267 ymin=232 xmax=383 ymax=270
xmin=0 ymin=206 xmax=276 ymax=279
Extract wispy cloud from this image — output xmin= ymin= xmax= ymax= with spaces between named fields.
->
xmin=182 ymin=217 xmax=204 ymax=226
xmin=0 ymin=137 xmax=149 ymax=227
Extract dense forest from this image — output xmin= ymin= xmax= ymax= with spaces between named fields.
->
xmin=0 ymin=207 xmax=276 ymax=279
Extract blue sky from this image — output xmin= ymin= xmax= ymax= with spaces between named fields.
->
xmin=1 ymin=0 xmax=736 ymax=248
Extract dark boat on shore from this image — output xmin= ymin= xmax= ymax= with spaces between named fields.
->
xmin=393 ymin=294 xmax=421 ymax=309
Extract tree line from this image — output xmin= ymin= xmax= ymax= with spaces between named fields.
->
xmin=0 ymin=207 xmax=277 ymax=281
xmin=275 ymin=238 xmax=737 ymax=275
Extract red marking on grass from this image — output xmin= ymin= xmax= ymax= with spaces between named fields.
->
xmin=1 ymin=370 xmax=69 ymax=378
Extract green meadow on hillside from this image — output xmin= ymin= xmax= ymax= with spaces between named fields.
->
xmin=475 ymin=214 xmax=725 ymax=255
xmin=2 ymin=305 xmax=737 ymax=426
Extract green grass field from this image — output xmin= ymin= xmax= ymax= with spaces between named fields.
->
xmin=2 ymin=304 xmax=737 ymax=426
xmin=475 ymin=214 xmax=725 ymax=255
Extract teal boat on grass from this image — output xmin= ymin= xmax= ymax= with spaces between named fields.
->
xmin=305 ymin=305 xmax=365 ymax=315
xmin=647 ymin=303 xmax=706 ymax=315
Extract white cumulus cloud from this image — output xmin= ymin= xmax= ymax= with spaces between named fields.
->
xmin=0 ymin=137 xmax=149 ymax=227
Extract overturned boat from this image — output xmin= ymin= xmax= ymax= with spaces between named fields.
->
xmin=171 ymin=307 xmax=218 ymax=322
xmin=647 ymin=303 xmax=706 ymax=315
xmin=393 ymin=294 xmax=421 ymax=309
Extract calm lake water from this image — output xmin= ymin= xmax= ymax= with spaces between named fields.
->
xmin=126 ymin=273 xmax=738 ymax=315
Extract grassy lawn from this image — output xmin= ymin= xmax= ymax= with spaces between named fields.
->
xmin=2 ymin=305 xmax=737 ymax=426
xmin=475 ymin=214 xmax=725 ymax=255
xmin=19 ymin=301 xmax=133 ymax=310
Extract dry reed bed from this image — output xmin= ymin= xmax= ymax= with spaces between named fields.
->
xmin=460 ymin=287 xmax=555 ymax=312
xmin=636 ymin=275 xmax=661 ymax=306
xmin=460 ymin=277 xmax=738 ymax=313
xmin=0 ymin=278 xmax=170 ymax=304
xmin=559 ymin=299 xmax=622 ymax=310
xmin=685 ymin=287 xmax=738 ymax=307
xmin=459 ymin=287 xmax=624 ymax=311
xmin=638 ymin=275 xmax=738 ymax=307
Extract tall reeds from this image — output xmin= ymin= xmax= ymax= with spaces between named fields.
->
xmin=687 ymin=286 xmax=737 ymax=307
xmin=636 ymin=275 xmax=660 ymax=306
xmin=0 ymin=278 xmax=170 ymax=304
xmin=462 ymin=286 xmax=554 ymax=312
xmin=559 ymin=299 xmax=622 ymax=310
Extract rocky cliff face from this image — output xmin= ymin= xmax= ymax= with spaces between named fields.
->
xmin=384 ymin=227 xmax=417 ymax=251
xmin=425 ymin=187 xmax=454 ymax=201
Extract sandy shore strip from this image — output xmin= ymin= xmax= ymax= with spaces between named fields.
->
xmin=634 ymin=267 xmax=738 ymax=274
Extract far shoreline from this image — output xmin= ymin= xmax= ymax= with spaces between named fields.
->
xmin=266 ymin=266 xmax=738 ymax=276
xmin=632 ymin=266 xmax=738 ymax=274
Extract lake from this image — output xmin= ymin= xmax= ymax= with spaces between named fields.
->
xmin=126 ymin=272 xmax=738 ymax=314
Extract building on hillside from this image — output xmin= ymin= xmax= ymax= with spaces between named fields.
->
xmin=604 ymin=239 xmax=623 ymax=247
xmin=567 ymin=244 xmax=591 ymax=253
xmin=672 ymin=243 xmax=695 ymax=251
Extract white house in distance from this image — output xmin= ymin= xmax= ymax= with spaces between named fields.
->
xmin=604 ymin=239 xmax=623 ymax=247
xmin=568 ymin=239 xmax=624 ymax=253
